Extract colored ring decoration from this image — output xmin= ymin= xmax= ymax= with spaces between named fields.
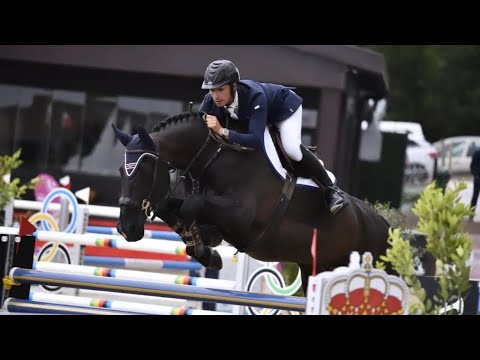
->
xmin=265 ymin=265 xmax=302 ymax=296
xmin=252 ymin=261 xmax=303 ymax=296
xmin=29 ymin=212 xmax=59 ymax=232
xmin=246 ymin=267 xmax=284 ymax=316
xmin=37 ymin=242 xmax=72 ymax=292
xmin=29 ymin=212 xmax=60 ymax=262
xmin=41 ymin=188 xmax=79 ymax=233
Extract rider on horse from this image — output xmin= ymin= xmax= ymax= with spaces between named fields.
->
xmin=200 ymin=59 xmax=349 ymax=215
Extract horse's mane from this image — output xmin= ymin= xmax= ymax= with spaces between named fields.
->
xmin=151 ymin=111 xmax=205 ymax=133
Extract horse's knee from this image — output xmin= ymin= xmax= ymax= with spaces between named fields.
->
xmin=200 ymin=224 xmax=223 ymax=247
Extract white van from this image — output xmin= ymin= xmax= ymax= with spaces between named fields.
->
xmin=434 ymin=136 xmax=480 ymax=174
xmin=378 ymin=121 xmax=425 ymax=141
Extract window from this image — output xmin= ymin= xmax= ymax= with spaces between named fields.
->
xmin=64 ymin=95 xmax=185 ymax=176
xmin=15 ymin=87 xmax=53 ymax=168
xmin=47 ymin=90 xmax=86 ymax=170
xmin=301 ymin=108 xmax=318 ymax=146
xmin=0 ymin=85 xmax=20 ymax=156
xmin=437 ymin=141 xmax=464 ymax=158
xmin=451 ymin=142 xmax=465 ymax=157
xmin=1 ymin=82 xmax=190 ymax=179
xmin=467 ymin=142 xmax=478 ymax=157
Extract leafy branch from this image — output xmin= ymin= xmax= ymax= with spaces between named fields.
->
xmin=376 ymin=181 xmax=474 ymax=314
xmin=0 ymin=149 xmax=38 ymax=210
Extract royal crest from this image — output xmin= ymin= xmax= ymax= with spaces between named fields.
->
xmin=306 ymin=252 xmax=409 ymax=315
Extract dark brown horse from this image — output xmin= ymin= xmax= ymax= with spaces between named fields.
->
xmin=113 ymin=111 xmax=390 ymax=292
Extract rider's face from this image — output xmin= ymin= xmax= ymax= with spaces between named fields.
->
xmin=210 ymin=84 xmax=235 ymax=108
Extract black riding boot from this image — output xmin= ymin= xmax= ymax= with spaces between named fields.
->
xmin=298 ymin=145 xmax=349 ymax=215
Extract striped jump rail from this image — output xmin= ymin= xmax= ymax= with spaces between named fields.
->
xmin=3 ymin=298 xmax=136 ymax=315
xmin=9 ymin=267 xmax=306 ymax=312
xmin=83 ymin=256 xmax=202 ymax=271
xmin=34 ymin=230 xmax=237 ymax=260
xmin=13 ymin=199 xmax=165 ymax=223
xmin=0 ymin=227 xmax=235 ymax=261
xmin=28 ymin=292 xmax=230 ymax=315
xmin=87 ymin=226 xmax=181 ymax=241
xmin=33 ymin=261 xmax=235 ymax=289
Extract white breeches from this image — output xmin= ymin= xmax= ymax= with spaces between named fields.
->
xmin=276 ymin=105 xmax=303 ymax=161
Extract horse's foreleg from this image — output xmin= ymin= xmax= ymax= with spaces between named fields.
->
xmin=180 ymin=194 xmax=223 ymax=270
xmin=180 ymin=194 xmax=206 ymax=257
xmin=155 ymin=199 xmax=188 ymax=242
xmin=155 ymin=198 xmax=223 ymax=247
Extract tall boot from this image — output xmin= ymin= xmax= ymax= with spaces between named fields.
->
xmin=298 ymin=145 xmax=349 ymax=215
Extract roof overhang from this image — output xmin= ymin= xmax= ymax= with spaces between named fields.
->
xmin=0 ymin=45 xmax=388 ymax=98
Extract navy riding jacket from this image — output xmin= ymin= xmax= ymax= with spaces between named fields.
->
xmin=199 ymin=80 xmax=303 ymax=150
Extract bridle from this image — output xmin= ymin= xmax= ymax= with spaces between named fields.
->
xmin=118 ymin=149 xmax=170 ymax=217
xmin=118 ymin=114 xmax=254 ymax=222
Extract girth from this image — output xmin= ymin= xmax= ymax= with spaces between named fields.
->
xmin=237 ymin=171 xmax=298 ymax=253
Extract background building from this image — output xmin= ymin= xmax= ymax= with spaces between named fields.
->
xmin=0 ymin=45 xmax=388 ymax=205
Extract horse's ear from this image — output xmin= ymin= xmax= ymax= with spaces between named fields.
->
xmin=112 ymin=123 xmax=132 ymax=147
xmin=135 ymin=126 xmax=156 ymax=151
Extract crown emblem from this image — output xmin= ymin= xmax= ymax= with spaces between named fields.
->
xmin=317 ymin=252 xmax=409 ymax=315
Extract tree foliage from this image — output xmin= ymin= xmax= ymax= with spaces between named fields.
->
xmin=366 ymin=45 xmax=480 ymax=142
xmin=0 ymin=149 xmax=38 ymax=210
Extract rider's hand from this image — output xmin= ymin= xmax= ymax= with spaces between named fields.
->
xmin=204 ymin=115 xmax=223 ymax=136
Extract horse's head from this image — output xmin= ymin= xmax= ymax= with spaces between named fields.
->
xmin=112 ymin=124 xmax=171 ymax=241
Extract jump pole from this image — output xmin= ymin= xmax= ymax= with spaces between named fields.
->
xmin=9 ymin=267 xmax=306 ymax=312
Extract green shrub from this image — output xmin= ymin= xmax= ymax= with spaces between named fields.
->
xmin=377 ymin=181 xmax=474 ymax=314
xmin=0 ymin=149 xmax=38 ymax=210
xmin=371 ymin=201 xmax=408 ymax=230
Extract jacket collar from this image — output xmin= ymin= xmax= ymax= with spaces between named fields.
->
xmin=236 ymin=82 xmax=249 ymax=119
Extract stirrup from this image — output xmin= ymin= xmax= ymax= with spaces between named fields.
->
xmin=327 ymin=187 xmax=349 ymax=215
xmin=330 ymin=201 xmax=348 ymax=215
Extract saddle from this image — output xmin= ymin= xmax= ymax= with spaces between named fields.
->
xmin=269 ymin=126 xmax=317 ymax=176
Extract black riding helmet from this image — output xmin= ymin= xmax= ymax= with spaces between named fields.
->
xmin=201 ymin=60 xmax=240 ymax=89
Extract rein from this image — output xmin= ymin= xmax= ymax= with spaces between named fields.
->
xmin=162 ymin=116 xmax=255 ymax=203
xmin=119 ymin=114 xmax=259 ymax=237
xmin=126 ymin=128 xmax=253 ymax=222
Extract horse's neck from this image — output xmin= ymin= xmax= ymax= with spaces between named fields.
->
xmin=151 ymin=123 xmax=208 ymax=168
